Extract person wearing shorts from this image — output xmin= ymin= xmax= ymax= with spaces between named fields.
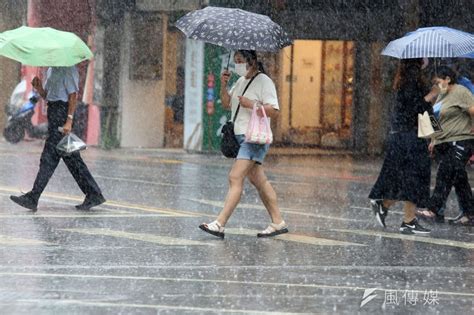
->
xmin=199 ymin=50 xmax=288 ymax=238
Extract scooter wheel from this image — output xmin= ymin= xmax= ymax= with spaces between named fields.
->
xmin=3 ymin=124 xmax=25 ymax=143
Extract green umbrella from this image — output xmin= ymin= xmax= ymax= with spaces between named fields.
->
xmin=0 ymin=26 xmax=93 ymax=66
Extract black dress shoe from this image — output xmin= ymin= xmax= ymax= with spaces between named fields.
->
xmin=10 ymin=194 xmax=38 ymax=211
xmin=75 ymin=194 xmax=106 ymax=210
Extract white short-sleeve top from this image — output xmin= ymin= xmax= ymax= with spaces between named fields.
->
xmin=228 ymin=73 xmax=279 ymax=135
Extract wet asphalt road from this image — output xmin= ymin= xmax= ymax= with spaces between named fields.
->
xmin=0 ymin=140 xmax=472 ymax=315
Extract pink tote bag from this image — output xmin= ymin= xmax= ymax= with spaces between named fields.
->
xmin=245 ymin=103 xmax=273 ymax=144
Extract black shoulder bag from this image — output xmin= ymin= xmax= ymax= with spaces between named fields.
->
xmin=220 ymin=73 xmax=260 ymax=158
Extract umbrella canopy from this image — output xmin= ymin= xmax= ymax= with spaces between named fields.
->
xmin=0 ymin=26 xmax=93 ymax=66
xmin=175 ymin=6 xmax=292 ymax=52
xmin=382 ymin=26 xmax=474 ymax=59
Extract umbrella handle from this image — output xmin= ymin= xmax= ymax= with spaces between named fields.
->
xmin=226 ymin=53 xmax=231 ymax=70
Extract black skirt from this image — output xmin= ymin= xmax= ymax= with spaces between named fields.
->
xmin=369 ymin=131 xmax=431 ymax=208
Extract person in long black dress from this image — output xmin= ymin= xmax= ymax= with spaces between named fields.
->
xmin=369 ymin=59 xmax=438 ymax=234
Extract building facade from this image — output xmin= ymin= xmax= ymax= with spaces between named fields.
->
xmin=0 ymin=0 xmax=26 ymax=131
xmin=190 ymin=0 xmax=473 ymax=154
xmin=1 ymin=0 xmax=473 ymax=153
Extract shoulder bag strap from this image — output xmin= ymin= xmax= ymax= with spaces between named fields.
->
xmin=232 ymin=72 xmax=261 ymax=123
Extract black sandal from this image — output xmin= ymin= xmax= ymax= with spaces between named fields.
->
xmin=199 ymin=222 xmax=225 ymax=239
xmin=257 ymin=222 xmax=289 ymax=238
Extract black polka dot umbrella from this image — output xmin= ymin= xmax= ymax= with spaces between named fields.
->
xmin=175 ymin=6 xmax=293 ymax=52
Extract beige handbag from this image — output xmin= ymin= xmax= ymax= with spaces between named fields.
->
xmin=418 ymin=111 xmax=442 ymax=139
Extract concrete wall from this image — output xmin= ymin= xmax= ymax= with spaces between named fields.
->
xmin=118 ymin=12 xmax=166 ymax=148
xmin=0 ymin=0 xmax=25 ymax=131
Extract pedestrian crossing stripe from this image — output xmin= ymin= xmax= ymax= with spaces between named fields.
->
xmin=60 ymin=228 xmax=214 ymax=246
xmin=94 ymin=175 xmax=195 ymax=187
xmin=0 ymin=234 xmax=52 ymax=246
xmin=332 ymin=229 xmax=474 ymax=250
xmin=2 ymin=272 xmax=473 ymax=298
xmin=0 ymin=298 xmax=313 ymax=314
xmin=187 ymin=198 xmax=366 ymax=222
xmin=225 ymin=228 xmax=365 ymax=246
xmin=0 ymin=214 xmax=179 ymax=218
xmin=0 ymin=186 xmax=202 ymax=218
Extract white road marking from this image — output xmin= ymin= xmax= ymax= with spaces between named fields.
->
xmin=61 ymin=228 xmax=213 ymax=246
xmin=225 ymin=228 xmax=365 ymax=246
xmin=0 ymin=272 xmax=472 ymax=298
xmin=188 ymin=198 xmax=367 ymax=222
xmin=332 ymin=229 xmax=474 ymax=250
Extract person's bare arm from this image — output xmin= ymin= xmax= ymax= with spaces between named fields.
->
xmin=468 ymin=105 xmax=474 ymax=117
xmin=31 ymin=77 xmax=47 ymax=99
xmin=220 ymin=70 xmax=231 ymax=110
xmin=424 ymin=85 xmax=440 ymax=104
xmin=257 ymin=103 xmax=279 ymax=119
xmin=62 ymin=92 xmax=77 ymax=134
xmin=237 ymin=96 xmax=279 ymax=119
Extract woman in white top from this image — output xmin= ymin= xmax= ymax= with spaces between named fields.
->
xmin=199 ymin=50 xmax=288 ymax=238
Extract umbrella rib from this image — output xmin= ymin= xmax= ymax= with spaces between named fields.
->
xmin=383 ymin=26 xmax=474 ymax=59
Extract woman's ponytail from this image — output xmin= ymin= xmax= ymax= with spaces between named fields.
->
xmin=257 ymin=61 xmax=266 ymax=74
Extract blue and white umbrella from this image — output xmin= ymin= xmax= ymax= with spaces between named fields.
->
xmin=175 ymin=6 xmax=292 ymax=52
xmin=382 ymin=26 xmax=474 ymax=59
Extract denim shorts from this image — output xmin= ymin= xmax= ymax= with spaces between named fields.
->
xmin=235 ymin=134 xmax=270 ymax=165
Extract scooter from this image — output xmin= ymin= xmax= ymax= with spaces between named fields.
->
xmin=3 ymin=80 xmax=48 ymax=143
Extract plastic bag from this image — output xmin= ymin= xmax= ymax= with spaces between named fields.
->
xmin=245 ymin=103 xmax=273 ymax=144
xmin=56 ymin=130 xmax=87 ymax=155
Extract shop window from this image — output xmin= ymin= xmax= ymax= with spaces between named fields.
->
xmin=320 ymin=41 xmax=354 ymax=132
xmin=280 ymin=40 xmax=355 ymax=146
xmin=129 ymin=12 xmax=163 ymax=80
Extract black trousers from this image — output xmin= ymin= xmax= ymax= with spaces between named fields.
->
xmin=30 ymin=101 xmax=102 ymax=201
xmin=430 ymin=140 xmax=474 ymax=215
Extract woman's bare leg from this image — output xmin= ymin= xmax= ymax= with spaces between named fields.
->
xmin=247 ymin=164 xmax=283 ymax=224
xmin=216 ymin=159 xmax=256 ymax=226
xmin=383 ymin=200 xmax=397 ymax=209
xmin=403 ymin=201 xmax=416 ymax=223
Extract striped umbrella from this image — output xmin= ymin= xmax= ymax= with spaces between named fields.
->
xmin=382 ymin=26 xmax=474 ymax=59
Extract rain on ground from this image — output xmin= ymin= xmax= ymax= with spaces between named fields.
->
xmin=0 ymin=141 xmax=472 ymax=314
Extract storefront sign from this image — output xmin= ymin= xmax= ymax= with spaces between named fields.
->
xmin=184 ymin=38 xmax=204 ymax=151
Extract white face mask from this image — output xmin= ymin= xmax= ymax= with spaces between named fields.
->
xmin=234 ymin=63 xmax=248 ymax=77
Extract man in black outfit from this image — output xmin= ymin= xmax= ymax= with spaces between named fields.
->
xmin=10 ymin=66 xmax=105 ymax=211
